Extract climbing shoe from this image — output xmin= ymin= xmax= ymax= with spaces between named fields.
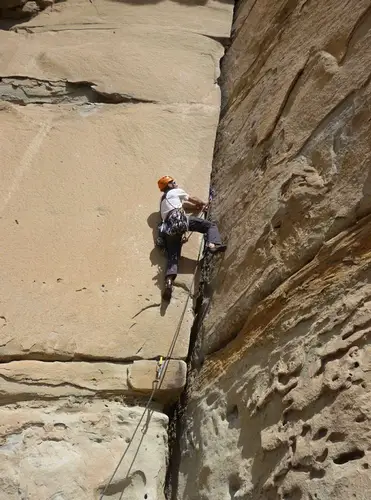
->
xmin=162 ymin=277 xmax=173 ymax=301
xmin=207 ymin=243 xmax=227 ymax=254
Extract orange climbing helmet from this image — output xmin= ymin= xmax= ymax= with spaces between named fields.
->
xmin=157 ymin=175 xmax=174 ymax=192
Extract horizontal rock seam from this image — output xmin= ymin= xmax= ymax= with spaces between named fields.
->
xmin=0 ymin=76 xmax=157 ymax=105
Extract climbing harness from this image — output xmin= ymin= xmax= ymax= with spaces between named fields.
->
xmin=155 ymin=192 xmax=188 ymax=249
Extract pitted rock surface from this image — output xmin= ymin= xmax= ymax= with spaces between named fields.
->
xmin=173 ymin=1 xmax=371 ymax=499
xmin=0 ymin=400 xmax=169 ymax=500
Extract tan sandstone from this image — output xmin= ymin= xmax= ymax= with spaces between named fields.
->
xmin=15 ymin=0 xmax=233 ymax=37
xmin=0 ymin=14 xmax=228 ymax=361
xmin=0 ymin=359 xmax=187 ymax=403
xmin=0 ymin=101 xmax=217 ymax=361
xmin=173 ymin=1 xmax=371 ymax=499
xmin=128 ymin=359 xmax=187 ymax=396
xmin=0 ymin=400 xmax=169 ymax=500
xmin=0 ymin=0 xmax=234 ymax=498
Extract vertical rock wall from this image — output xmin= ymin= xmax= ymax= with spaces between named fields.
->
xmin=0 ymin=1 xmax=233 ymax=498
xmin=174 ymin=1 xmax=371 ymax=499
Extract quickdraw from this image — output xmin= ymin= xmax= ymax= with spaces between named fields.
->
xmin=156 ymin=356 xmax=164 ymax=381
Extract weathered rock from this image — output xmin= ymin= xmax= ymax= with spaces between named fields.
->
xmin=21 ymin=1 xmax=39 ymax=15
xmin=0 ymin=360 xmax=130 ymax=401
xmin=173 ymin=1 xmax=371 ymax=499
xmin=0 ymin=101 xmax=216 ymax=361
xmin=0 ymin=0 xmax=27 ymax=8
xmin=0 ymin=400 xmax=169 ymax=500
xmin=0 ymin=0 xmax=49 ymax=20
xmin=176 ymin=217 xmax=371 ymax=499
xmin=0 ymin=359 xmax=187 ymax=403
xmin=0 ymin=28 xmax=223 ymax=104
xmin=0 ymin=0 xmax=229 ymax=363
xmin=128 ymin=359 xmax=187 ymax=395
xmin=14 ymin=0 xmax=233 ymax=37
xmin=203 ymin=0 xmax=371 ymax=355
xmin=36 ymin=0 xmax=53 ymax=8
xmin=0 ymin=0 xmax=52 ymax=10
xmin=0 ymin=0 xmax=234 ymax=498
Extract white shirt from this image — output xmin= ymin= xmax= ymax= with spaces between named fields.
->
xmin=160 ymin=188 xmax=189 ymax=220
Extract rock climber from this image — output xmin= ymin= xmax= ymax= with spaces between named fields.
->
xmin=157 ymin=175 xmax=227 ymax=301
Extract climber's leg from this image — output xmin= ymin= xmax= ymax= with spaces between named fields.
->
xmin=163 ymin=234 xmax=182 ymax=300
xmin=188 ymin=216 xmax=227 ymax=253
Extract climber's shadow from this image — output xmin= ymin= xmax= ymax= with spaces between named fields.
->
xmin=147 ymin=212 xmax=199 ymax=314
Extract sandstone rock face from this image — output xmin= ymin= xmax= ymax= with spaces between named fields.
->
xmin=0 ymin=26 xmax=226 ymax=362
xmin=0 ymin=359 xmax=187 ymax=402
xmin=0 ymin=1 xmax=233 ymax=498
xmin=0 ymin=401 xmax=169 ymax=500
xmin=174 ymin=1 xmax=371 ymax=499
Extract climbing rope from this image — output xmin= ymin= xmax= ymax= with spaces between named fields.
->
xmin=99 ymin=233 xmax=205 ymax=500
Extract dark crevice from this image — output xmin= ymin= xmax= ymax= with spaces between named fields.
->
xmin=165 ymin=223 xmax=220 ymax=498
xmin=200 ymin=33 xmax=231 ymax=48
xmin=333 ymin=449 xmax=365 ymax=465
xmin=0 ymin=353 xmax=183 ymax=363
xmin=301 ymin=424 xmax=311 ymax=436
xmin=0 ymin=76 xmax=157 ymax=105
xmin=218 ymin=0 xmax=241 ymax=113
xmin=355 ymin=413 xmax=367 ymax=423
xmin=226 ymin=404 xmax=239 ymax=427
xmin=165 ymin=288 xmax=206 ymax=499
xmin=11 ymin=23 xmax=124 ymax=33
xmin=316 ymin=448 xmax=328 ymax=463
xmin=0 ymin=0 xmax=65 ymax=30
xmin=310 ymin=468 xmax=326 ymax=479
xmin=313 ymin=427 xmax=327 ymax=441
xmin=327 ymin=432 xmax=346 ymax=443
xmin=291 ymin=464 xmax=326 ymax=479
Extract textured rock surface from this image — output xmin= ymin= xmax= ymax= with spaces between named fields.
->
xmin=129 ymin=360 xmax=187 ymax=398
xmin=0 ymin=401 xmax=169 ymax=500
xmin=0 ymin=23 xmax=227 ymax=362
xmin=0 ymin=359 xmax=187 ymax=402
xmin=0 ymin=101 xmax=215 ymax=361
xmin=14 ymin=0 xmax=233 ymax=37
xmin=0 ymin=0 xmax=233 ymax=498
xmin=173 ymin=1 xmax=371 ymax=499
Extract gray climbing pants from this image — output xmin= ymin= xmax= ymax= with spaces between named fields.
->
xmin=165 ymin=216 xmax=222 ymax=277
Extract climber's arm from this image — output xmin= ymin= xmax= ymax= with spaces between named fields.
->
xmin=185 ymin=195 xmax=206 ymax=210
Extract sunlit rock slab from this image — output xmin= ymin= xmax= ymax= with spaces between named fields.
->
xmin=0 ymin=102 xmax=218 ymax=360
